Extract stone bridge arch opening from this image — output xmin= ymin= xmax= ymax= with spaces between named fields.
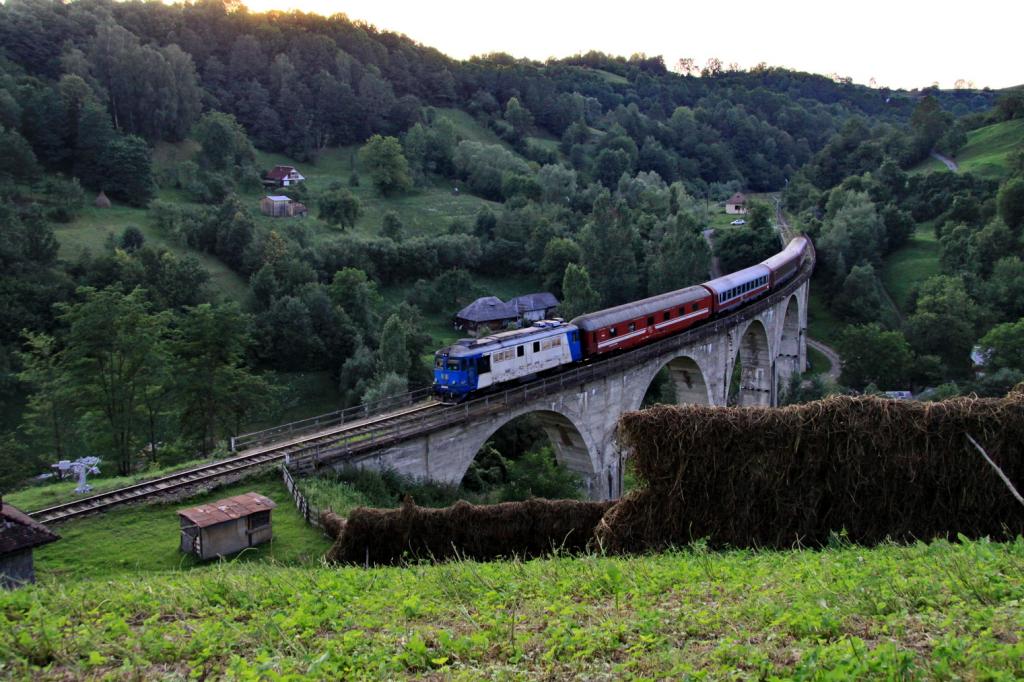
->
xmin=641 ymin=354 xmax=713 ymax=407
xmin=729 ymin=319 xmax=772 ymax=406
xmin=460 ymin=410 xmax=600 ymax=500
xmin=776 ymin=295 xmax=804 ymax=394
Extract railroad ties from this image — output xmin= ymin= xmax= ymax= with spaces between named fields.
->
xmin=28 ymin=401 xmax=442 ymax=525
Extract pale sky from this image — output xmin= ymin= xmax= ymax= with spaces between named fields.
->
xmin=238 ymin=0 xmax=1021 ymax=91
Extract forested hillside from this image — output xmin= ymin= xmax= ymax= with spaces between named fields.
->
xmin=0 ymin=0 xmax=1015 ymax=489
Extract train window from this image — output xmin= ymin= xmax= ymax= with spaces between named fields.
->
xmin=647 ymin=316 xmax=654 ymax=326
xmin=609 ymin=327 xmax=617 ymax=337
xmin=477 ymin=355 xmax=491 ymax=373
xmin=533 ymin=341 xmax=540 ymax=353
xmin=628 ymin=322 xmax=636 ymax=332
xmin=663 ymin=311 xmax=671 ymax=321
xmin=516 ymin=345 xmax=524 ymax=357
xmin=447 ymin=360 xmax=459 ymax=371
xmin=435 ymin=357 xmax=443 ymax=369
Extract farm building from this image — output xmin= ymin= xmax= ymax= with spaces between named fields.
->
xmin=455 ymin=293 xmax=562 ymax=334
xmin=178 ymin=492 xmax=276 ymax=560
xmin=510 ymin=292 xmax=559 ymax=323
xmin=264 ymin=165 xmax=305 ymax=187
xmin=260 ymin=195 xmax=308 ymax=218
xmin=1 ymin=497 xmax=59 ymax=589
xmin=725 ymin=192 xmax=748 ymax=214
xmin=454 ymin=296 xmax=520 ymax=334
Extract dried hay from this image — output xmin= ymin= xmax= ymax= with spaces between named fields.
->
xmin=319 ymin=510 xmax=346 ymax=539
xmin=326 ymin=496 xmax=614 ymax=565
xmin=595 ymin=385 xmax=1024 ymax=553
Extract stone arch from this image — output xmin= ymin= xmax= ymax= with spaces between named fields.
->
xmin=734 ymin=319 xmax=772 ymax=406
xmin=451 ymin=406 xmax=601 ymax=497
xmin=638 ymin=353 xmax=714 ymax=408
xmin=776 ymin=294 xmax=803 ymax=389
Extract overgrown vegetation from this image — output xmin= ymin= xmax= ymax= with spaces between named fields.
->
xmin=1 ymin=538 xmax=1021 ymax=678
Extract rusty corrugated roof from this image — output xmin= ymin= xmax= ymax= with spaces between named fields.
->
xmin=1 ymin=501 xmax=60 ymax=555
xmin=177 ymin=492 xmax=277 ymax=528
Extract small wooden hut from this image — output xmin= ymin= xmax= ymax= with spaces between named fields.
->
xmin=95 ymin=191 xmax=112 ymax=209
xmin=260 ymin=195 xmax=307 ymax=218
xmin=178 ymin=492 xmax=276 ymax=560
xmin=1 ymin=497 xmax=60 ymax=589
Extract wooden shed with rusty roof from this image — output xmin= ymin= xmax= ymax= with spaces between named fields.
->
xmin=178 ymin=492 xmax=276 ymax=560
xmin=1 ymin=497 xmax=60 ymax=589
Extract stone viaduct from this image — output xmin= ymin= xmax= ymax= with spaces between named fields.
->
xmin=310 ymin=271 xmax=811 ymax=502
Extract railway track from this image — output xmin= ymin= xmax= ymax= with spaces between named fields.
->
xmin=28 ymin=400 xmax=441 ymax=525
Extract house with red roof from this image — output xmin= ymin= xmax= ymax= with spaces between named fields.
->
xmin=263 ymin=165 xmax=305 ymax=187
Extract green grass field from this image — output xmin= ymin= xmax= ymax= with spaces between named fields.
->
xmin=806 ymin=344 xmax=831 ymax=376
xmin=806 ymin=275 xmax=844 ymax=348
xmin=881 ymin=222 xmax=941 ymax=313
xmin=53 ymin=203 xmax=251 ymax=303
xmin=252 ymin=145 xmax=500 ymax=239
xmin=3 ymin=537 xmax=1021 ymax=678
xmin=29 ymin=473 xmax=331 ymax=579
xmin=3 ymin=457 xmax=212 ymax=512
xmin=910 ymin=119 xmax=1024 ymax=178
xmin=955 ymin=118 xmax=1024 ymax=179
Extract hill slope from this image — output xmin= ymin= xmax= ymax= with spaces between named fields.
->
xmin=912 ymin=119 xmax=1023 ymax=178
xmin=954 ymin=118 xmax=1024 ymax=178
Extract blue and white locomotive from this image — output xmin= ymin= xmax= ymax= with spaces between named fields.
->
xmin=433 ymin=320 xmax=582 ymax=401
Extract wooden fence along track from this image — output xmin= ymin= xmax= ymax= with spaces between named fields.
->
xmin=28 ymin=401 xmax=441 ymax=525
xmin=30 ymin=246 xmax=814 ymax=525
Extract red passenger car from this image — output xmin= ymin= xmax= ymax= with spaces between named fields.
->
xmin=571 ymin=285 xmax=713 ymax=357
xmin=761 ymin=236 xmax=810 ymax=287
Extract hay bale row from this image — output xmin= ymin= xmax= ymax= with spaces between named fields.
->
xmin=327 ymin=497 xmax=614 ymax=565
xmin=594 ymin=387 xmax=1024 ymax=552
xmin=319 ymin=510 xmax=346 ymax=539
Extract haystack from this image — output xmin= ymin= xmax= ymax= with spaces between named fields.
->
xmin=94 ymin=191 xmax=111 ymax=208
xmin=327 ymin=496 xmax=614 ymax=566
xmin=595 ymin=386 xmax=1024 ymax=552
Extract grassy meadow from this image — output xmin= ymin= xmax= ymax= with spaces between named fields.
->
xmin=2 ymin=536 xmax=1021 ymax=678
xmin=911 ymin=118 xmax=1024 ymax=179
xmin=28 ymin=473 xmax=331 ymax=579
xmin=881 ymin=222 xmax=941 ymax=313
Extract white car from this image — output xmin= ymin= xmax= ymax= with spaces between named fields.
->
xmin=730 ymin=219 xmax=746 ymax=225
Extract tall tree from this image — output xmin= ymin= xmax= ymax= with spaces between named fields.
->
xmin=319 ymin=188 xmax=362 ymax=229
xmin=172 ymin=303 xmax=270 ymax=455
xmin=579 ymin=194 xmax=640 ymax=305
xmin=17 ymin=332 xmax=76 ymax=461
xmin=359 ymin=134 xmax=412 ymax=196
xmin=377 ymin=313 xmax=410 ymax=379
xmin=647 ymin=213 xmax=710 ymax=295
xmin=58 ymin=287 xmax=169 ymax=475
xmin=836 ymin=323 xmax=913 ymax=390
xmin=560 ymin=263 xmax=601 ymax=320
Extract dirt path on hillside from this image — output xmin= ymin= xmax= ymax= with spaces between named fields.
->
xmin=807 ymin=337 xmax=842 ymax=382
xmin=930 ymin=151 xmax=959 ymax=171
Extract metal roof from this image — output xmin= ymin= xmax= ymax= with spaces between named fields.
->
xmin=455 ymin=296 xmax=519 ymax=323
xmin=702 ymin=264 xmax=772 ymax=296
xmin=178 ymin=492 xmax=277 ymax=528
xmin=265 ymin=195 xmax=291 ymax=202
xmin=761 ymin=237 xmax=809 ymax=272
xmin=509 ymin=292 xmax=559 ymax=313
xmin=1 ymin=501 xmax=59 ymax=555
xmin=571 ymin=286 xmax=709 ymax=331
xmin=440 ymin=321 xmax=572 ymax=358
